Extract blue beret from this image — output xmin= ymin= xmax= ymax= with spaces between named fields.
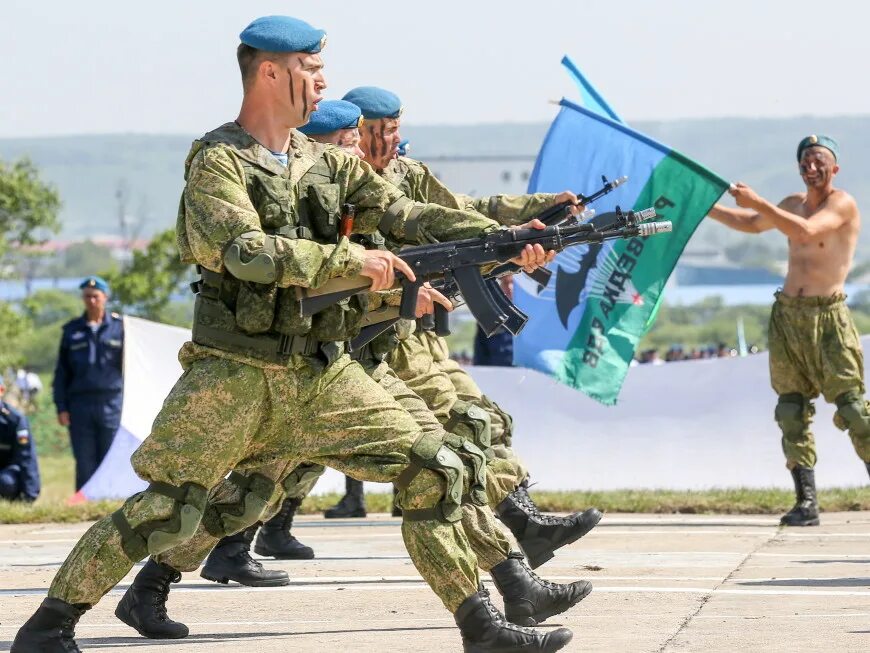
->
xmin=797 ymin=134 xmax=839 ymax=162
xmin=342 ymin=86 xmax=403 ymax=120
xmin=80 ymin=276 xmax=109 ymax=294
xmin=239 ymin=16 xmax=327 ymax=54
xmin=298 ymin=100 xmax=362 ymax=135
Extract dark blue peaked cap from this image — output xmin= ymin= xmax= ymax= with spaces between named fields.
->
xmin=239 ymin=16 xmax=327 ymax=53
xmin=342 ymin=87 xmax=403 ymax=119
xmin=298 ymin=100 xmax=363 ymax=135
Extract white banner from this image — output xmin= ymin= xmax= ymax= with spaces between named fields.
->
xmin=79 ymin=317 xmax=870 ymax=500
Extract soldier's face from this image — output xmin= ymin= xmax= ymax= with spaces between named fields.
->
xmin=81 ymin=288 xmax=106 ymax=313
xmin=281 ymin=53 xmax=326 ymax=126
xmin=360 ymin=117 xmax=401 ymax=171
xmin=311 ymin=128 xmax=364 ymax=158
xmin=335 ymin=128 xmax=364 ymax=158
xmin=799 ymin=147 xmax=838 ymax=189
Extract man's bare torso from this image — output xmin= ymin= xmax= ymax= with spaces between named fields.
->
xmin=781 ymin=189 xmax=860 ymax=297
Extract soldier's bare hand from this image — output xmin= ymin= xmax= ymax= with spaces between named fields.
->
xmin=57 ymin=411 xmax=71 ymax=427
xmin=728 ymin=183 xmax=762 ymax=210
xmin=509 ymin=219 xmax=556 ymax=271
xmin=555 ymin=191 xmax=581 ymax=215
xmin=415 ymin=283 xmax=453 ymax=317
xmin=360 ymin=250 xmax=416 ymax=291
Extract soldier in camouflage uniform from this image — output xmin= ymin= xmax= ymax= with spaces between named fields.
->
xmin=223 ymin=92 xmax=601 ymax=569
xmin=13 ymin=18 xmax=575 ymax=653
xmin=710 ymin=134 xmax=869 ymax=528
xmin=121 ymin=100 xmax=591 ymax=643
xmin=342 ymin=86 xmax=603 ymax=568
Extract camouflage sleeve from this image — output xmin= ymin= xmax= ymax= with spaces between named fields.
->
xmin=415 ymin=163 xmax=466 ymax=210
xmin=326 ymin=149 xmax=500 ymax=245
xmin=183 ymin=145 xmax=366 ymax=288
xmin=459 ymin=193 xmax=560 ymax=226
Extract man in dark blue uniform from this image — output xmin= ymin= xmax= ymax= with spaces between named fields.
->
xmin=473 ymin=276 xmax=515 ymax=367
xmin=0 ymin=374 xmax=40 ymax=502
xmin=53 ymin=276 xmax=124 ymax=490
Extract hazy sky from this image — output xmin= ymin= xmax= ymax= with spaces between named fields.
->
xmin=2 ymin=0 xmax=867 ymax=137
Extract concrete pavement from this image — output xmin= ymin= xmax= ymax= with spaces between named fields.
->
xmin=1 ymin=512 xmax=869 ymax=652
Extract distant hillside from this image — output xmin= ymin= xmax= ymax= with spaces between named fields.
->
xmin=1 ymin=116 xmax=868 ymax=255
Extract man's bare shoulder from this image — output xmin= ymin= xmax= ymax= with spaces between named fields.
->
xmin=778 ymin=192 xmax=805 ymax=210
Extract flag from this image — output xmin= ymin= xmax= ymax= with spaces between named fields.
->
xmin=513 ymin=99 xmax=729 ymax=405
xmin=560 ymin=56 xmax=622 ymax=122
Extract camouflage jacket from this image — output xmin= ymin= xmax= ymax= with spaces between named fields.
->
xmin=177 ymin=123 xmax=499 ymax=363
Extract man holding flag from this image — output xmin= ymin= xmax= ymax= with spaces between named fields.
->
xmin=709 ymin=135 xmax=870 ymax=527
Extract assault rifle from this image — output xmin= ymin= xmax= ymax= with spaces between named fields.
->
xmin=300 ymin=206 xmax=672 ymax=351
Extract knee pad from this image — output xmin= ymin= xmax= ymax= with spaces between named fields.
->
xmin=775 ymin=393 xmax=813 ymax=438
xmin=281 ymin=463 xmax=326 ymax=499
xmin=834 ymin=391 xmax=870 ymax=435
xmin=112 ymin=481 xmax=209 ymax=560
xmin=216 ymin=472 xmax=276 ymax=534
xmin=395 ymin=432 xmax=487 ymax=523
xmin=481 ymin=395 xmax=513 ymax=447
xmin=446 ymin=400 xmax=493 ymax=459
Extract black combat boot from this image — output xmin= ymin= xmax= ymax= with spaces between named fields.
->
xmin=490 ymin=552 xmax=592 ymax=626
xmin=254 ymin=497 xmax=314 ymax=559
xmin=11 ymin=597 xmax=89 ymax=652
xmin=201 ymin=526 xmax=290 ymax=586
xmin=324 ymin=476 xmax=367 ymax=518
xmin=114 ymin=559 xmax=189 ymax=639
xmin=780 ymin=466 xmax=820 ymax=526
xmin=496 ymin=481 xmax=603 ymax=569
xmin=454 ymin=586 xmax=573 ymax=653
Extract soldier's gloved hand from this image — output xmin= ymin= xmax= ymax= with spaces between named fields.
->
xmin=415 ymin=283 xmax=453 ymax=318
xmin=554 ymin=190 xmax=581 ymax=215
xmin=509 ymin=219 xmax=557 ymax=273
xmin=360 ymin=250 xmax=416 ymax=291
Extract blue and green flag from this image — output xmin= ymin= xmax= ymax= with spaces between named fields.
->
xmin=513 ymin=98 xmax=729 ymax=404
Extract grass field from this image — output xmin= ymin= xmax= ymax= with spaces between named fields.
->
xmin=3 ymin=452 xmax=870 ymax=524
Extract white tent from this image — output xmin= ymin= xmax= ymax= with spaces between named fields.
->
xmin=78 ymin=316 xmax=870 ymax=500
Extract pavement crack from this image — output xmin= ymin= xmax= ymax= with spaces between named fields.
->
xmin=656 ymin=524 xmax=782 ymax=652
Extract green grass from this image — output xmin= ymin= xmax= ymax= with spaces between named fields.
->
xmin=3 ymin=452 xmax=870 ymax=524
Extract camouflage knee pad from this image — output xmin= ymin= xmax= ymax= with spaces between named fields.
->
xmin=112 ymin=481 xmax=209 ymax=561
xmin=834 ymin=390 xmax=870 ymax=439
xmin=281 ymin=463 xmax=326 ymax=500
xmin=480 ymin=395 xmax=513 ymax=447
xmin=212 ymin=471 xmax=277 ymax=534
xmin=396 ymin=431 xmax=488 ymax=523
xmin=775 ymin=393 xmax=814 ymax=440
xmin=445 ymin=400 xmax=493 ymax=460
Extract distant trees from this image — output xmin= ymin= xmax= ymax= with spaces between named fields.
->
xmin=0 ymin=158 xmax=62 ymax=369
xmin=0 ymin=158 xmax=61 ymax=259
xmin=106 ymin=228 xmax=192 ymax=326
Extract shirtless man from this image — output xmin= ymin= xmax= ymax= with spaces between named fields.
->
xmin=709 ymin=135 xmax=870 ymax=526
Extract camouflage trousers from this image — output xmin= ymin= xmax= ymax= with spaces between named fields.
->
xmin=47 ymin=342 xmax=497 ymax=612
xmin=769 ymin=292 xmax=870 ymax=468
xmin=156 ymin=359 xmax=512 ymax=577
xmin=389 ymin=330 xmax=529 ymax=501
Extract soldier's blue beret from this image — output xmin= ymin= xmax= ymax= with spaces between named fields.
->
xmin=239 ymin=16 xmax=327 ymax=54
xmin=80 ymin=276 xmax=109 ymax=294
xmin=298 ymin=100 xmax=363 ymax=135
xmin=797 ymin=134 xmax=839 ymax=162
xmin=342 ymin=87 xmax=403 ymax=120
